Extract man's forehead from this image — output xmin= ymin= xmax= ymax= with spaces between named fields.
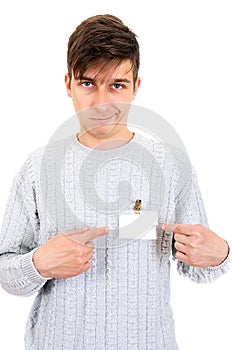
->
xmin=78 ymin=59 xmax=133 ymax=81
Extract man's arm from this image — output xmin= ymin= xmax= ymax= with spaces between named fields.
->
xmin=166 ymin=167 xmax=230 ymax=283
xmin=0 ymin=156 xmax=49 ymax=296
xmin=0 ymin=156 xmax=109 ymax=295
xmin=32 ymin=227 xmax=109 ymax=279
xmin=163 ymin=223 xmax=229 ymax=268
xmin=163 ymin=223 xmax=230 ymax=282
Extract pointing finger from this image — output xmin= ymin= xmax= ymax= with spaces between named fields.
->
xmin=81 ymin=226 xmax=109 ymax=244
xmin=61 ymin=227 xmax=89 ymax=244
xmin=162 ymin=223 xmax=179 ymax=233
xmin=61 ymin=226 xmax=109 ymax=245
xmin=163 ymin=223 xmax=203 ymax=236
xmin=172 ymin=224 xmax=203 ymax=235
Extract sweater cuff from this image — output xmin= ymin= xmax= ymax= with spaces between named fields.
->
xmin=21 ymin=248 xmax=50 ymax=284
xmin=205 ymin=244 xmax=231 ymax=277
xmin=177 ymin=245 xmax=231 ymax=283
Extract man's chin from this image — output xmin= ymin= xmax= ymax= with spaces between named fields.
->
xmin=86 ymin=123 xmax=117 ymax=138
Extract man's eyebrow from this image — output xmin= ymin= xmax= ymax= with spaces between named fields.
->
xmin=74 ymin=76 xmax=131 ymax=84
xmin=112 ymin=78 xmax=131 ymax=84
xmin=74 ymin=76 xmax=94 ymax=81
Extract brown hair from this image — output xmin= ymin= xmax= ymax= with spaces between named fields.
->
xmin=67 ymin=14 xmax=140 ymax=86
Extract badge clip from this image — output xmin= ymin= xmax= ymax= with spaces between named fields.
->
xmin=133 ymin=199 xmax=141 ymax=214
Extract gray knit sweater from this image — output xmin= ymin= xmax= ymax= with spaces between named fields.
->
xmin=0 ymin=132 xmax=230 ymax=350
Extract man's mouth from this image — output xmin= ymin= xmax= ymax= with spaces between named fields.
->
xmin=90 ymin=114 xmax=117 ymax=124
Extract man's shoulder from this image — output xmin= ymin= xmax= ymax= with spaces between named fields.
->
xmin=134 ymin=131 xmax=185 ymax=157
xmin=20 ymin=135 xmax=77 ymax=178
xmin=134 ymin=131 xmax=192 ymax=172
xmin=29 ymin=135 xmax=76 ymax=162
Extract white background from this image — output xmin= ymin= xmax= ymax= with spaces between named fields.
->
xmin=0 ymin=1 xmax=232 ymax=349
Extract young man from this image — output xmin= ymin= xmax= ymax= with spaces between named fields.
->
xmin=0 ymin=14 xmax=230 ymax=350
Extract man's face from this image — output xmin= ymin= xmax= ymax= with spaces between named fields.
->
xmin=65 ymin=59 xmax=140 ymax=139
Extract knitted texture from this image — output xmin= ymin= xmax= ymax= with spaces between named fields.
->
xmin=0 ymin=132 xmax=230 ymax=350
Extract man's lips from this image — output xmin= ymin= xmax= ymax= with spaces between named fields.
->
xmin=90 ymin=115 xmax=117 ymax=123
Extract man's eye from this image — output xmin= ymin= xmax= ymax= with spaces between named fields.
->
xmin=81 ymin=81 xmax=92 ymax=87
xmin=113 ymin=83 xmax=123 ymax=89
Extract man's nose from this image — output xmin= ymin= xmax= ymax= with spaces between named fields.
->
xmin=93 ymin=87 xmax=111 ymax=106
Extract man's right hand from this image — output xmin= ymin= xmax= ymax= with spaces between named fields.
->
xmin=32 ymin=226 xmax=109 ymax=279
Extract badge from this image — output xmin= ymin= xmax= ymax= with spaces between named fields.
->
xmin=119 ymin=199 xmax=158 ymax=240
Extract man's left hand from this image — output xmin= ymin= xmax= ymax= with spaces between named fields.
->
xmin=162 ymin=224 xmax=229 ymax=267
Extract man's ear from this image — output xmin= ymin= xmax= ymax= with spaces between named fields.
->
xmin=65 ymin=73 xmax=72 ymax=97
xmin=132 ymin=77 xmax=141 ymax=100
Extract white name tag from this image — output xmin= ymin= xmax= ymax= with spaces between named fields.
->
xmin=119 ymin=211 xmax=158 ymax=240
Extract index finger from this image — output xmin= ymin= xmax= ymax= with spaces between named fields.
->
xmin=71 ymin=226 xmax=109 ymax=244
xmin=162 ymin=223 xmax=179 ymax=233
xmin=163 ymin=223 xmax=201 ymax=235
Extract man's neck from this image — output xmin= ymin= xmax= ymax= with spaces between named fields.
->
xmin=77 ymin=129 xmax=134 ymax=150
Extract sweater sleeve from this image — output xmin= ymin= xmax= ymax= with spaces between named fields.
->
xmin=0 ymin=156 xmax=49 ymax=296
xmin=174 ymin=167 xmax=230 ymax=283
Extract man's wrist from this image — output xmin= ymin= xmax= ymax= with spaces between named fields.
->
xmin=216 ymin=240 xmax=230 ymax=266
xmin=32 ymin=247 xmax=49 ymax=278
